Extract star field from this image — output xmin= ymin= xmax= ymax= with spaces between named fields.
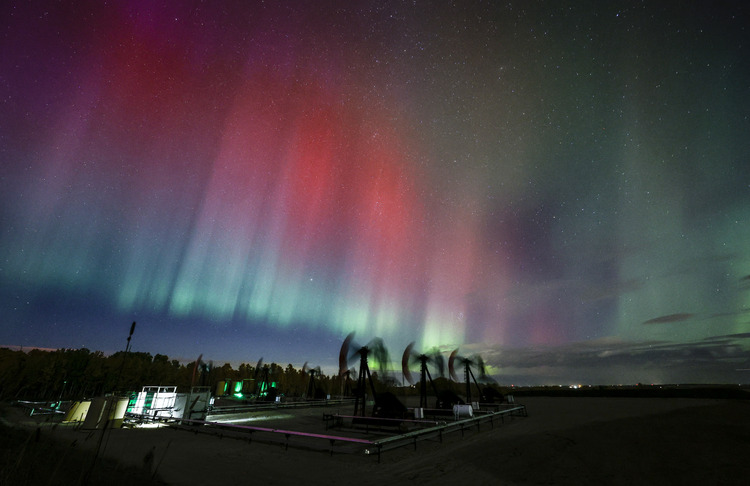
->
xmin=1 ymin=1 xmax=749 ymax=384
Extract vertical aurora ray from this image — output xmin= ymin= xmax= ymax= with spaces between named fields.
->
xmin=96 ymin=53 xmax=480 ymax=350
xmin=3 ymin=1 xmax=748 ymax=383
xmin=0 ymin=2 xmax=520 ymax=358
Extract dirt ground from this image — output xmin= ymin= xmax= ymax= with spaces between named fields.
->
xmin=3 ymin=397 xmax=749 ymax=485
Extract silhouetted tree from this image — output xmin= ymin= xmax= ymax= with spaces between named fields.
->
xmin=0 ymin=347 xmax=343 ymax=401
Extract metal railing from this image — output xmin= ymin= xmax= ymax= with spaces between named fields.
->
xmin=207 ymin=397 xmax=354 ymax=415
xmin=172 ymin=404 xmax=527 ymax=461
xmin=366 ymin=405 xmax=527 ymax=461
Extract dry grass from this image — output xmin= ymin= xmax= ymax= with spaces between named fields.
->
xmin=3 ymin=397 xmax=750 ymax=485
xmin=0 ymin=404 xmax=164 ymax=486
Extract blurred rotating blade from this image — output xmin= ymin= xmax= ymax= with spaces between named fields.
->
xmin=448 ymin=349 xmax=459 ymax=382
xmin=430 ymin=348 xmax=445 ymax=377
xmin=339 ymin=332 xmax=355 ymax=376
xmin=402 ymin=342 xmax=416 ymax=385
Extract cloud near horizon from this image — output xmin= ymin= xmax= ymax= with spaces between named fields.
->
xmin=472 ymin=334 xmax=750 ymax=385
xmin=643 ymin=313 xmax=695 ymax=325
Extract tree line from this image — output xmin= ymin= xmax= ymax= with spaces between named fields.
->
xmin=0 ymin=347 xmax=344 ymax=402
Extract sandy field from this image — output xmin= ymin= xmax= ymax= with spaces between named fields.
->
xmin=3 ymin=397 xmax=749 ymax=485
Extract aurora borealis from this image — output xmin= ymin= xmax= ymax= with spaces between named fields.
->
xmin=2 ymin=1 xmax=749 ymax=384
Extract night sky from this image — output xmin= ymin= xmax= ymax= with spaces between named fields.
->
xmin=2 ymin=1 xmax=749 ymax=385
